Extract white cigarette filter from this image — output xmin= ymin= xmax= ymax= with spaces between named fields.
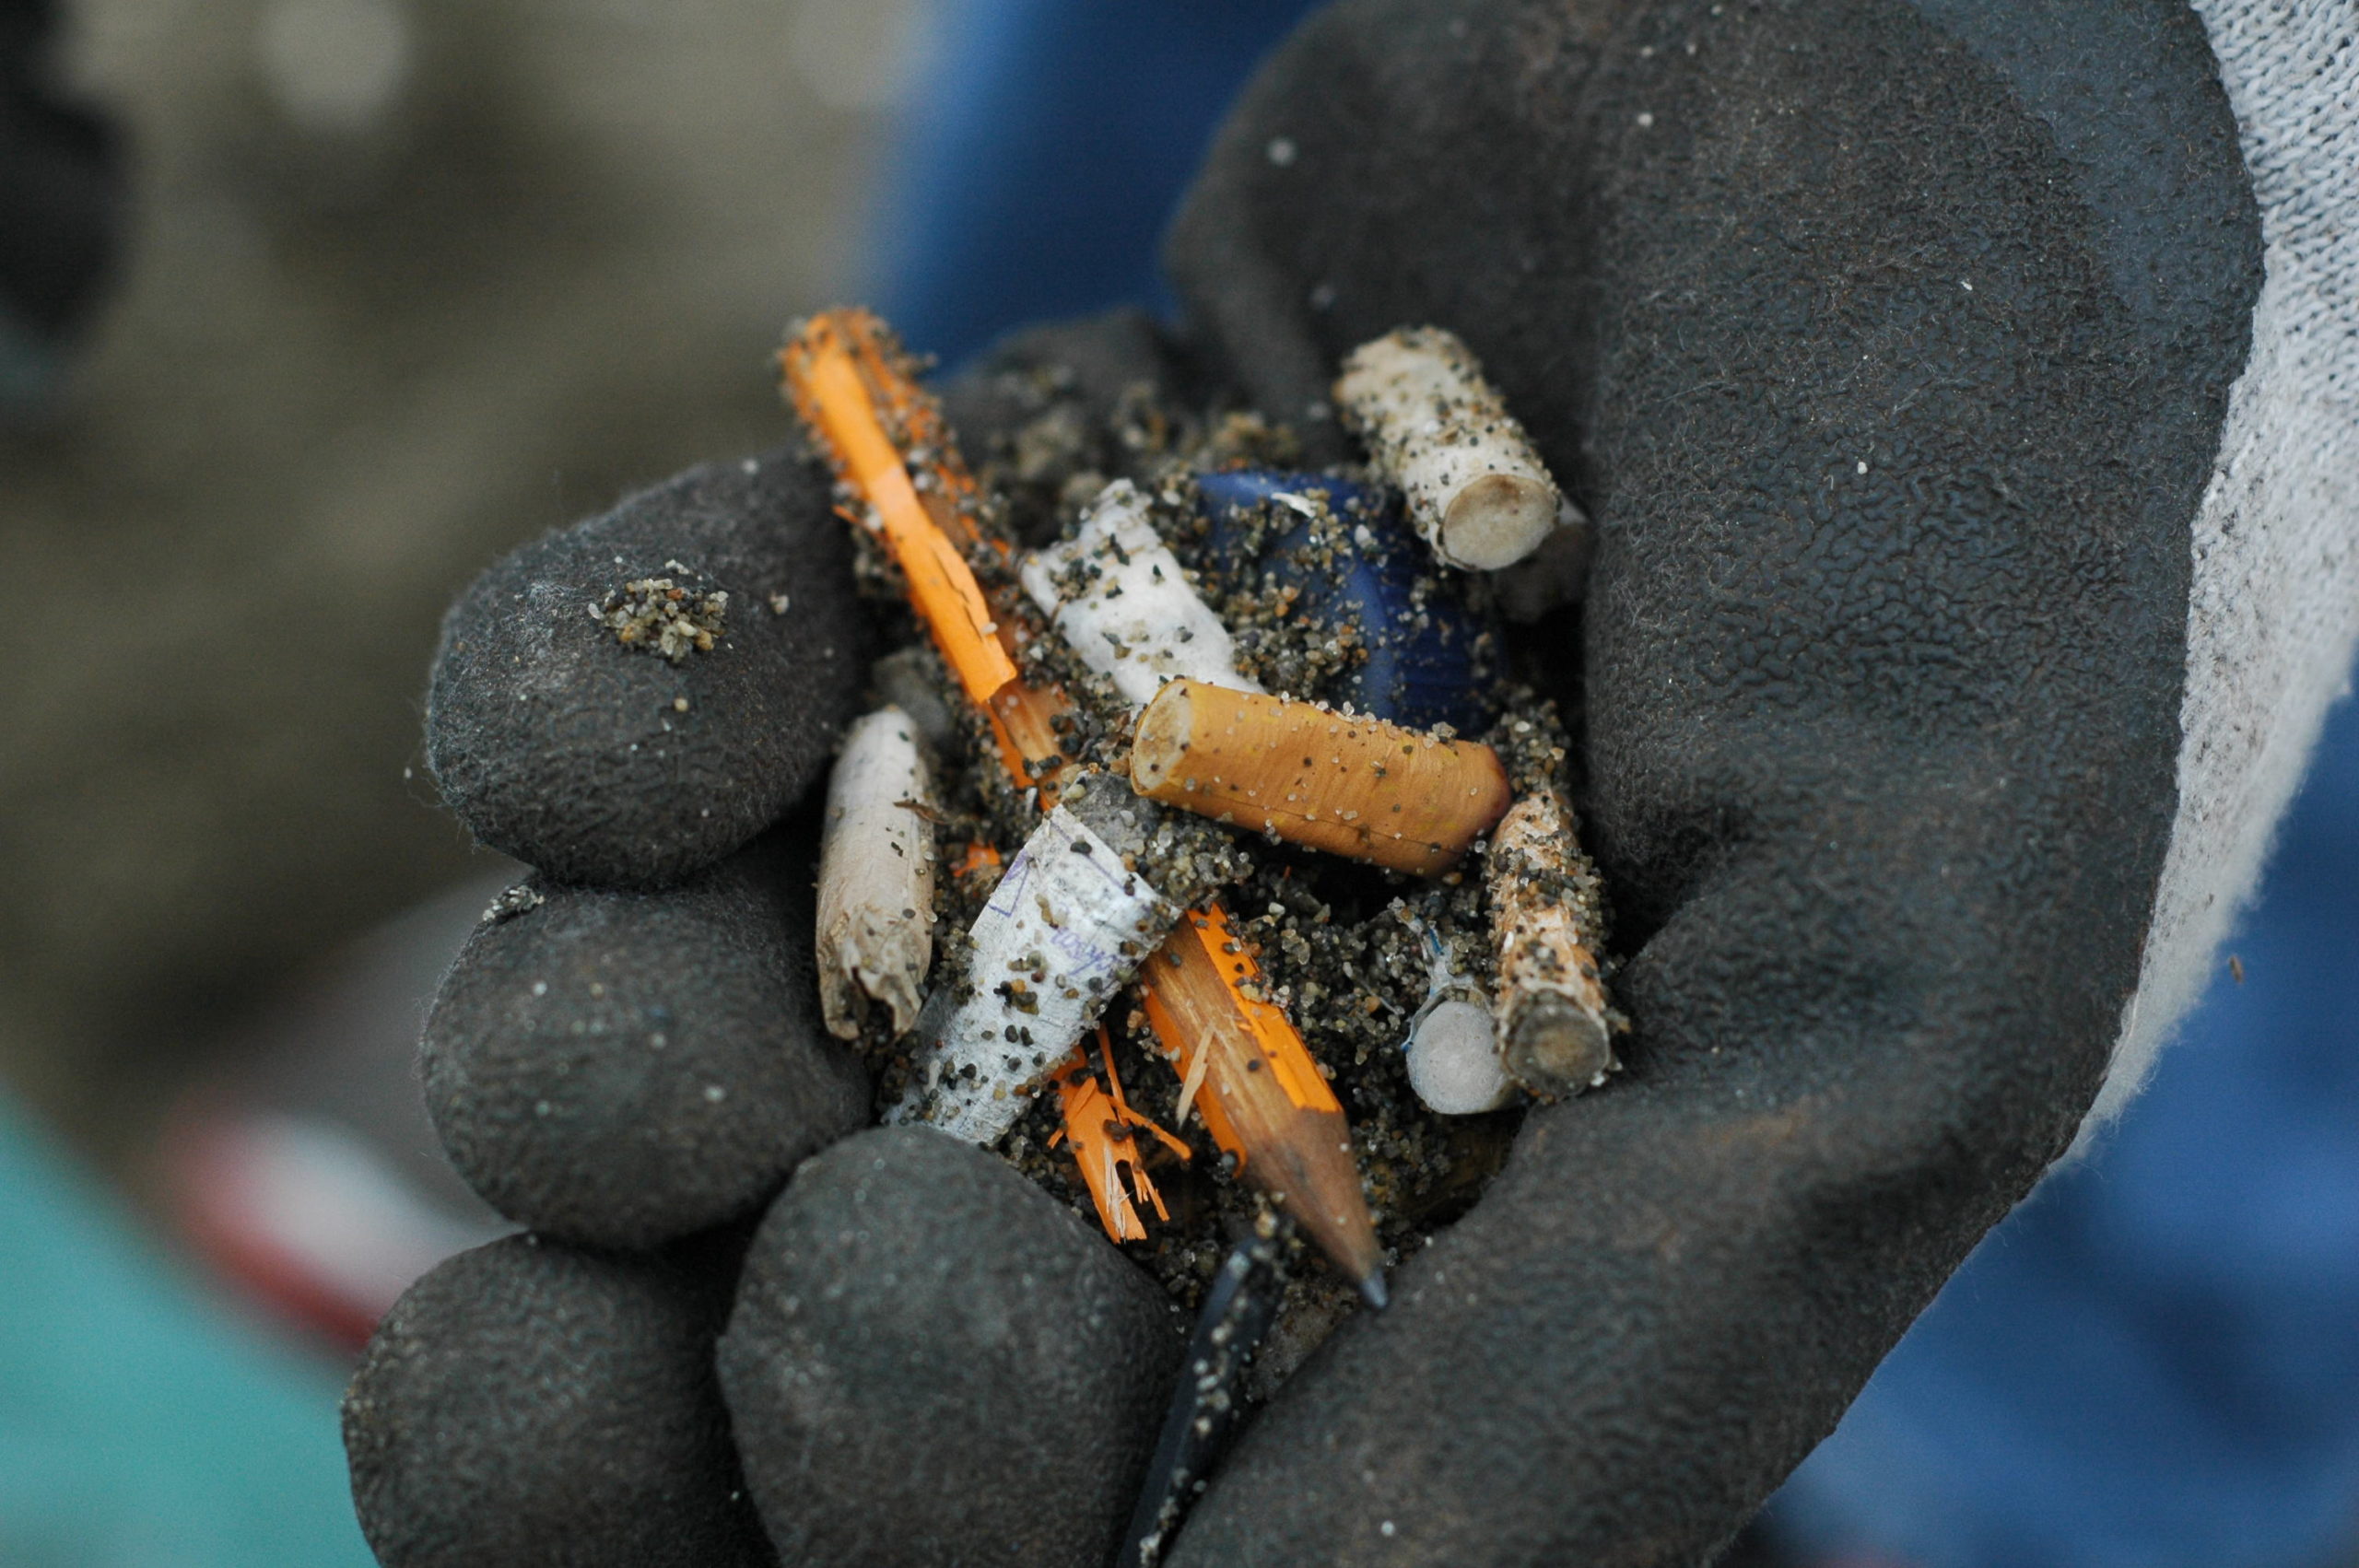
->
xmin=1486 ymin=790 xmax=1615 ymax=1096
xmin=1333 ymin=326 xmax=1567 ymax=571
xmin=1406 ymin=1000 xmax=1516 ymax=1116
xmin=1018 ymin=479 xmax=1263 ymax=708
xmin=815 ymin=708 xmax=938 ymax=1040
xmin=889 ymin=780 xmax=1176 ymax=1143
xmin=1395 ymin=902 xmax=1515 ymax=1116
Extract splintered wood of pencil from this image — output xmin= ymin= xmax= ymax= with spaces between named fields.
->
xmin=1333 ymin=325 xmax=1568 ymax=571
xmin=780 ymin=310 xmax=1074 ymax=795
xmin=1139 ymin=907 xmax=1385 ymax=1300
xmin=1486 ymin=790 xmax=1615 ymax=1096
xmin=816 ymin=707 xmax=938 ymax=1040
xmin=1130 ymin=681 xmax=1512 ymax=877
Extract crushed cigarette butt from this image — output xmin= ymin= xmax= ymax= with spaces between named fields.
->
xmin=1487 ymin=790 xmax=1616 ymax=1096
xmin=890 ymin=779 xmax=1176 ymax=1143
xmin=1021 ymin=479 xmax=1262 ymax=707
xmin=816 ymin=707 xmax=939 ymax=1039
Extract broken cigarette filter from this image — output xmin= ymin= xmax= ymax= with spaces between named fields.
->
xmin=1333 ymin=325 xmax=1569 ymax=571
xmin=1020 ymin=479 xmax=1262 ymax=708
xmin=890 ymin=775 xmax=1176 ymax=1143
xmin=815 ymin=707 xmax=938 ymax=1039
xmin=1130 ymin=680 xmax=1512 ymax=877
xmin=1486 ymin=790 xmax=1615 ymax=1096
xmin=1396 ymin=904 xmax=1513 ymax=1117
xmin=1140 ymin=905 xmax=1385 ymax=1304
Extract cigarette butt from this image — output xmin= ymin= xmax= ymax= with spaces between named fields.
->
xmin=780 ymin=310 xmax=1076 ymax=796
xmin=1487 ymin=790 xmax=1616 ymax=1096
xmin=1333 ymin=326 xmax=1565 ymax=571
xmin=1130 ymin=680 xmax=1511 ymax=877
xmin=1406 ymin=1000 xmax=1514 ymax=1116
xmin=815 ymin=707 xmax=937 ymax=1039
xmin=1139 ymin=905 xmax=1385 ymax=1299
xmin=1392 ymin=903 xmax=1514 ymax=1115
xmin=890 ymin=790 xmax=1176 ymax=1144
xmin=1020 ymin=479 xmax=1263 ymax=708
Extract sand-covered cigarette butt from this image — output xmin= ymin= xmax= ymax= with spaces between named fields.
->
xmin=1020 ymin=480 xmax=1262 ymax=708
xmin=1486 ymin=789 xmax=1615 ymax=1096
xmin=1333 ymin=326 xmax=1566 ymax=571
xmin=816 ymin=708 xmax=938 ymax=1040
xmin=891 ymin=782 xmax=1176 ymax=1143
xmin=1130 ymin=680 xmax=1511 ymax=877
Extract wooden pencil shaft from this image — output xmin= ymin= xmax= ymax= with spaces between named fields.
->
xmin=788 ymin=338 xmax=1016 ymax=706
xmin=781 ymin=312 xmax=1074 ymax=794
xmin=1138 ymin=908 xmax=1382 ymax=1289
xmin=1131 ymin=681 xmax=1512 ymax=876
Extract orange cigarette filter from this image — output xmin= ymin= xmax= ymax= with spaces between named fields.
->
xmin=1139 ymin=905 xmax=1386 ymax=1302
xmin=780 ymin=310 xmax=1069 ymax=792
xmin=1130 ymin=680 xmax=1514 ymax=877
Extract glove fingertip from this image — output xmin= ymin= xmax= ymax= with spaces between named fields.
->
xmin=422 ymin=833 xmax=869 ymax=1250
xmin=344 ymin=1235 xmax=774 ymax=1568
xmin=720 ymin=1127 xmax=1184 ymax=1568
xmin=426 ymin=446 xmax=873 ymax=889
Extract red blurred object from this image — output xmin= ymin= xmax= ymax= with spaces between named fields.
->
xmin=157 ymin=876 xmax=513 ymax=1353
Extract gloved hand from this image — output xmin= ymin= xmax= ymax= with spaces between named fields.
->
xmin=343 ymin=1 xmax=2326 ymax=1563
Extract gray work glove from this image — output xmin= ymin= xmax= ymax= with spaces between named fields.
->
xmin=345 ymin=1 xmax=2353 ymax=1563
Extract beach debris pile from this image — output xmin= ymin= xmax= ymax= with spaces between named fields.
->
xmin=784 ymin=304 xmax=1622 ymax=1358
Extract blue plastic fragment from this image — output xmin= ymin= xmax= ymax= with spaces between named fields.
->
xmin=1193 ymin=470 xmax=1495 ymax=734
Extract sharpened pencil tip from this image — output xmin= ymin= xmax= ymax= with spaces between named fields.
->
xmin=1358 ymin=1270 xmax=1390 ymax=1311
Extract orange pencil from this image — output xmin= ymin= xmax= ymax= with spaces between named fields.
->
xmin=780 ymin=310 xmax=1070 ymax=795
xmin=1139 ymin=907 xmax=1387 ymax=1306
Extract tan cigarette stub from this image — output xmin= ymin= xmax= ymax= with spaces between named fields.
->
xmin=816 ymin=708 xmax=937 ymax=1040
xmin=1129 ymin=680 xmax=1512 ymax=877
xmin=1487 ymin=790 xmax=1614 ymax=1096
